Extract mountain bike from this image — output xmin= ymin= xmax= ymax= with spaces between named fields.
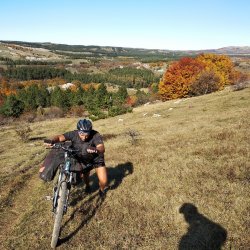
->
xmin=45 ymin=142 xmax=79 ymax=249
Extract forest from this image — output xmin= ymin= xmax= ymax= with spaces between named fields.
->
xmin=0 ymin=41 xmax=249 ymax=122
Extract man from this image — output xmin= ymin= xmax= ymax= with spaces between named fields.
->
xmin=42 ymin=119 xmax=108 ymax=197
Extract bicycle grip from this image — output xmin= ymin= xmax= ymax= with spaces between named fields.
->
xmin=44 ymin=139 xmax=53 ymax=144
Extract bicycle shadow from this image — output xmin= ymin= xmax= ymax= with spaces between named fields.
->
xmin=58 ymin=192 xmax=102 ymax=246
xmin=178 ymin=203 xmax=227 ymax=250
xmin=58 ymin=161 xmax=133 ymax=246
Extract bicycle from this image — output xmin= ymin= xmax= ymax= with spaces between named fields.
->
xmin=44 ymin=141 xmax=81 ymax=248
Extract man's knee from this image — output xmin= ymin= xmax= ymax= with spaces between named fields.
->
xmin=96 ymin=166 xmax=108 ymax=183
xmin=99 ymin=177 xmax=108 ymax=186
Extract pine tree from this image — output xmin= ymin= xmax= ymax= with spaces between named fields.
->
xmin=1 ymin=94 xmax=24 ymax=117
xmin=116 ymin=86 xmax=128 ymax=103
xmin=50 ymin=86 xmax=70 ymax=109
xmin=95 ymin=83 xmax=110 ymax=109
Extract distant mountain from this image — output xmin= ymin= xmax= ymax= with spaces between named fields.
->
xmin=0 ymin=40 xmax=250 ymax=62
xmin=215 ymin=46 xmax=250 ymax=54
xmin=172 ymin=46 xmax=250 ymax=55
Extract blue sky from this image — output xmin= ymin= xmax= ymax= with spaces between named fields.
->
xmin=1 ymin=0 xmax=249 ymax=50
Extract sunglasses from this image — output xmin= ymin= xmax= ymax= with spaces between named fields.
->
xmin=78 ymin=130 xmax=90 ymax=135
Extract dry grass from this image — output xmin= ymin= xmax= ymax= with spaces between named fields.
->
xmin=0 ymin=87 xmax=249 ymax=249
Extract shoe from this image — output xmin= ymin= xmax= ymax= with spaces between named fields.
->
xmin=99 ymin=187 xmax=109 ymax=199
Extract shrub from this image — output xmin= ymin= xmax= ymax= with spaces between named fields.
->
xmin=15 ymin=125 xmax=32 ymax=142
xmin=230 ymin=71 xmax=249 ymax=91
xmin=43 ymin=106 xmax=64 ymax=119
xmin=232 ymin=81 xmax=249 ymax=91
xmin=69 ymin=105 xmax=86 ymax=117
xmin=108 ymin=105 xmax=132 ymax=117
xmin=135 ymin=90 xmax=151 ymax=106
xmin=0 ymin=114 xmax=15 ymax=126
xmin=19 ymin=111 xmax=36 ymax=123
xmin=125 ymin=129 xmax=140 ymax=145
xmin=189 ymin=70 xmax=220 ymax=96
xmin=126 ymin=95 xmax=138 ymax=107
xmin=89 ymin=108 xmax=107 ymax=120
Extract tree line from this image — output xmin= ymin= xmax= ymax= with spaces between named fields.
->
xmin=2 ymin=66 xmax=160 ymax=88
xmin=3 ymin=66 xmax=70 ymax=81
xmin=0 ymin=56 xmax=72 ymax=66
xmin=0 ymin=83 xmax=131 ymax=119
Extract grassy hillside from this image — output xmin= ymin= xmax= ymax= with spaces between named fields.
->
xmin=0 ymin=86 xmax=249 ymax=249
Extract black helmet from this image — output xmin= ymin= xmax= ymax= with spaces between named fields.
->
xmin=77 ymin=119 xmax=92 ymax=134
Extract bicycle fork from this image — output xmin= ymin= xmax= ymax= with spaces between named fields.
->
xmin=64 ymin=172 xmax=73 ymax=214
xmin=52 ymin=171 xmax=73 ymax=214
xmin=52 ymin=171 xmax=63 ymax=213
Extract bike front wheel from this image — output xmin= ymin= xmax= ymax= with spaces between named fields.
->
xmin=51 ymin=173 xmax=67 ymax=248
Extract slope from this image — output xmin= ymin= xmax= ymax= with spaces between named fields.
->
xmin=0 ymin=86 xmax=249 ymax=249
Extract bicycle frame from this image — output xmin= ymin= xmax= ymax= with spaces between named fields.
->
xmin=52 ymin=147 xmax=75 ymax=214
xmin=48 ymin=142 xmax=80 ymax=248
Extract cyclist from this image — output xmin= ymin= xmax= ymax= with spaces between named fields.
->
xmin=41 ymin=119 xmax=108 ymax=198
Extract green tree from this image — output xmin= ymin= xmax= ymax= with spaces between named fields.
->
xmin=17 ymin=84 xmax=49 ymax=111
xmin=50 ymin=86 xmax=70 ymax=109
xmin=84 ymin=85 xmax=97 ymax=110
xmin=116 ymin=86 xmax=128 ymax=103
xmin=18 ymin=85 xmax=39 ymax=110
xmin=36 ymin=85 xmax=50 ymax=107
xmin=1 ymin=94 xmax=24 ymax=117
xmin=73 ymin=85 xmax=85 ymax=106
xmin=95 ymin=83 xmax=110 ymax=109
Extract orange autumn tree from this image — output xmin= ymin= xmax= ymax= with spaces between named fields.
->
xmin=158 ymin=57 xmax=205 ymax=100
xmin=229 ymin=69 xmax=249 ymax=85
xmin=196 ymin=53 xmax=234 ymax=89
xmin=0 ymin=78 xmax=17 ymax=96
xmin=159 ymin=54 xmax=240 ymax=100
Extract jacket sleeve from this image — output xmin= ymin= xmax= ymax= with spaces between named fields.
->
xmin=63 ymin=131 xmax=75 ymax=141
xmin=93 ymin=133 xmax=104 ymax=146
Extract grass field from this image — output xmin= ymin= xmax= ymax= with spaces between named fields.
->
xmin=0 ymin=86 xmax=249 ymax=249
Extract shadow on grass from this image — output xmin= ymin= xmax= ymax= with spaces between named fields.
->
xmin=179 ymin=203 xmax=227 ymax=250
xmin=29 ymin=136 xmax=47 ymax=141
xmin=58 ymin=192 xmax=102 ymax=247
xmin=108 ymin=161 xmax=133 ymax=190
xmin=69 ymin=161 xmax=134 ymax=206
xmin=58 ymin=161 xmax=133 ymax=246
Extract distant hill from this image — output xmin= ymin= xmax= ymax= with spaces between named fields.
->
xmin=215 ymin=46 xmax=250 ymax=54
xmin=1 ymin=40 xmax=250 ymax=61
xmin=190 ymin=46 xmax=250 ymax=55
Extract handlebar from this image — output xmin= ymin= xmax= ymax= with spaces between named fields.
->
xmin=44 ymin=139 xmax=79 ymax=153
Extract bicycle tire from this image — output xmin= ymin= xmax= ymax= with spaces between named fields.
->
xmin=51 ymin=173 xmax=67 ymax=248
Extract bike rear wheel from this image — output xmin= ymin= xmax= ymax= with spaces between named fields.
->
xmin=51 ymin=173 xmax=67 ymax=248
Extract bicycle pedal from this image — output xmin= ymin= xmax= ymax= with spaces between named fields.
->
xmin=45 ymin=195 xmax=53 ymax=200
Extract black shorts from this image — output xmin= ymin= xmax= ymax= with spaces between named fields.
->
xmin=76 ymin=154 xmax=105 ymax=173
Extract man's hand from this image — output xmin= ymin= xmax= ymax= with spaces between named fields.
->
xmin=44 ymin=139 xmax=54 ymax=148
xmin=87 ymin=147 xmax=98 ymax=154
xmin=43 ymin=135 xmax=65 ymax=148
